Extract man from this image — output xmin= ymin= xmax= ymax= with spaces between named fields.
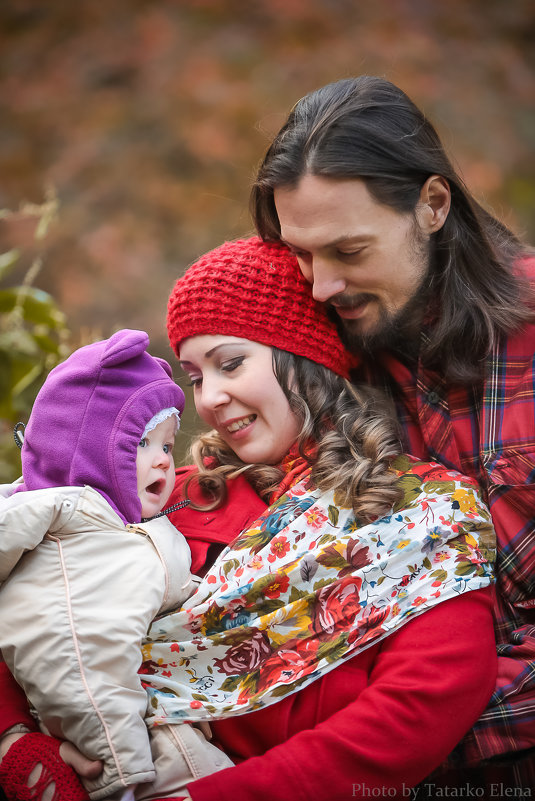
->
xmin=251 ymin=75 xmax=535 ymax=789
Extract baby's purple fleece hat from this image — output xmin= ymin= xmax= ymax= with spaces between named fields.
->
xmin=19 ymin=329 xmax=184 ymax=524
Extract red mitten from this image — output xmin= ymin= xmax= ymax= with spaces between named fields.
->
xmin=0 ymin=732 xmax=89 ymax=801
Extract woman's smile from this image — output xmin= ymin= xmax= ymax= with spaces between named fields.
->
xmin=179 ymin=335 xmax=301 ymax=465
xmin=222 ymin=413 xmax=258 ymax=435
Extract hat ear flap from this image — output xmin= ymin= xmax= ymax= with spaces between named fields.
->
xmin=101 ymin=329 xmax=150 ymax=367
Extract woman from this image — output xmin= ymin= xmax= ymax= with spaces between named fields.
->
xmin=0 ymin=237 xmax=497 ymax=801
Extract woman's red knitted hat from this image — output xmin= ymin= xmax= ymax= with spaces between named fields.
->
xmin=166 ymin=236 xmax=354 ymax=379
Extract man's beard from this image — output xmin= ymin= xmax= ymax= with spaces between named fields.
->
xmin=329 ymin=222 xmax=435 ymax=359
xmin=328 ymin=270 xmax=433 ymax=360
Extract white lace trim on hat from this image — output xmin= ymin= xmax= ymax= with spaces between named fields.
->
xmin=142 ymin=407 xmax=181 ymax=438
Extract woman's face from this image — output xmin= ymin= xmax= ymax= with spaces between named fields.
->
xmin=179 ymin=335 xmax=301 ymax=465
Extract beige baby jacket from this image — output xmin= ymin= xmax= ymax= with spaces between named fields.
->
xmin=0 ymin=483 xmax=200 ymax=799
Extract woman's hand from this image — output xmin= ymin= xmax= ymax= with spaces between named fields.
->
xmin=0 ymin=731 xmax=25 ymax=760
xmin=0 ymin=730 xmax=102 ymax=801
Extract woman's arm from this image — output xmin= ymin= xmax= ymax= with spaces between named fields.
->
xmin=0 ymin=662 xmax=35 ymax=735
xmin=187 ymin=588 xmax=496 ymax=801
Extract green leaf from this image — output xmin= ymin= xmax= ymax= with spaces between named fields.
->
xmin=249 ymin=598 xmax=285 ymax=615
xmin=223 ymin=558 xmax=240 ymax=577
xmin=233 ymin=530 xmax=272 ymax=554
xmin=0 ymin=249 xmax=20 ymax=281
xmin=423 ymin=480 xmax=456 ymax=494
xmin=191 ymin=692 xmax=209 ymax=702
xmin=289 ymin=585 xmax=309 ymax=602
xmin=328 ymin=504 xmax=339 ymax=526
xmin=455 ymin=561 xmax=477 ymax=577
xmin=316 ymin=544 xmax=349 ymax=571
xmin=11 ymin=363 xmax=44 ymax=398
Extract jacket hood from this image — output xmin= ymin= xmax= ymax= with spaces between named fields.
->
xmin=19 ymin=329 xmax=185 ymax=524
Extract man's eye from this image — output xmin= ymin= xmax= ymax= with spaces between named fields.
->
xmin=338 ymin=248 xmax=363 ymax=258
xmin=222 ymin=356 xmax=245 ymax=372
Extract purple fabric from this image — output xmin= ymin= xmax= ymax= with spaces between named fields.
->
xmin=18 ymin=329 xmax=185 ymax=524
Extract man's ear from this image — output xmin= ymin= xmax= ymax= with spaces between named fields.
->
xmin=416 ymin=175 xmax=451 ymax=233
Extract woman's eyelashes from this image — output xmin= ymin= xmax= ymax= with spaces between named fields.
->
xmin=221 ymin=355 xmax=245 ymax=372
xmin=186 ymin=355 xmax=246 ymax=387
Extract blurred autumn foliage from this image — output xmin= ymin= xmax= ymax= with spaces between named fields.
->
xmin=0 ymin=191 xmax=72 ymax=479
xmin=0 ymin=0 xmax=534 ymax=470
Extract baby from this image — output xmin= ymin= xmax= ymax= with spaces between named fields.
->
xmin=0 ymin=329 xmax=231 ymax=801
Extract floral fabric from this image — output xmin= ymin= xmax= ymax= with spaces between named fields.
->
xmin=141 ymin=455 xmax=495 ymax=725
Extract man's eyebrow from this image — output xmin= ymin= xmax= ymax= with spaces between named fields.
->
xmin=281 ymin=233 xmax=371 ymax=249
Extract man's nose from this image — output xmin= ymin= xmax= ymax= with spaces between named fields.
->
xmin=310 ymin=257 xmax=347 ymax=303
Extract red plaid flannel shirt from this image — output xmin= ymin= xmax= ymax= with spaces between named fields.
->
xmin=355 ymin=258 xmax=535 ymax=764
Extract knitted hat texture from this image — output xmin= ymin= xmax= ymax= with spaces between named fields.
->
xmin=167 ymin=237 xmax=353 ymax=378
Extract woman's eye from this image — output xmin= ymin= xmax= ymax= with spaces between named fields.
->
xmin=221 ymin=356 xmax=245 ymax=372
xmin=187 ymin=376 xmax=202 ymax=387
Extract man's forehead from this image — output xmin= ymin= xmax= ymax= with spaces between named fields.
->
xmin=275 ymin=175 xmax=405 ymax=249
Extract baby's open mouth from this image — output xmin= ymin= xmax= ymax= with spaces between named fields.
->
xmin=146 ymin=479 xmax=165 ymax=496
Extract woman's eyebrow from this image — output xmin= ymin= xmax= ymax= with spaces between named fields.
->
xmin=180 ymin=342 xmax=247 ymax=367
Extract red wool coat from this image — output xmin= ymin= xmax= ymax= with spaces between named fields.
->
xmin=165 ymin=469 xmax=496 ymax=801
xmin=0 ymin=467 xmax=496 ymax=801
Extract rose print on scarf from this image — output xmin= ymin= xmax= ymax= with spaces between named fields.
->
xmin=143 ymin=455 xmax=495 ymax=724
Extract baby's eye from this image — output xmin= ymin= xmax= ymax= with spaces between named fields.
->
xmin=138 ymin=438 xmax=147 ymax=448
xmin=221 ymin=356 xmax=245 ymax=373
xmin=163 ymin=443 xmax=172 ymax=454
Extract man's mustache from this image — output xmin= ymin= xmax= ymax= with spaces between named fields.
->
xmin=326 ymin=292 xmax=375 ymax=311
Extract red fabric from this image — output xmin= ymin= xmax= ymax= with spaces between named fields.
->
xmin=269 ymin=449 xmax=311 ymax=503
xmin=189 ymin=590 xmax=496 ymax=801
xmin=0 ymin=732 xmax=88 ymax=801
xmin=0 ymin=466 xmax=498 ymax=800
xmin=166 ymin=236 xmax=355 ymax=378
xmin=0 ymin=663 xmax=36 ymax=734
xmin=166 ymin=469 xmax=497 ymax=800
xmin=355 ymin=257 xmax=535 ymax=763
xmin=167 ymin=466 xmax=266 ymax=577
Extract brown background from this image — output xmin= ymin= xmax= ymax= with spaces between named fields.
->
xmin=1 ymin=0 xmax=534 ymax=456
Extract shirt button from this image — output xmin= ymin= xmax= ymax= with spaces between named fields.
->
xmin=427 ymin=391 xmax=440 ymax=405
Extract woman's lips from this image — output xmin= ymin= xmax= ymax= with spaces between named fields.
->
xmin=221 ymin=414 xmax=257 ymax=438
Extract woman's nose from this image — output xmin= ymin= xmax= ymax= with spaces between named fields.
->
xmin=197 ymin=376 xmax=230 ymax=413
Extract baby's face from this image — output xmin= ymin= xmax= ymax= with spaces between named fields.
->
xmin=136 ymin=415 xmax=176 ymax=519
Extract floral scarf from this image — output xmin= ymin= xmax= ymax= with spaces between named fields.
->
xmin=141 ymin=454 xmax=495 ymax=725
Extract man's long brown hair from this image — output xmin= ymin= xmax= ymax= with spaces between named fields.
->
xmin=251 ymin=76 xmax=533 ymax=383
